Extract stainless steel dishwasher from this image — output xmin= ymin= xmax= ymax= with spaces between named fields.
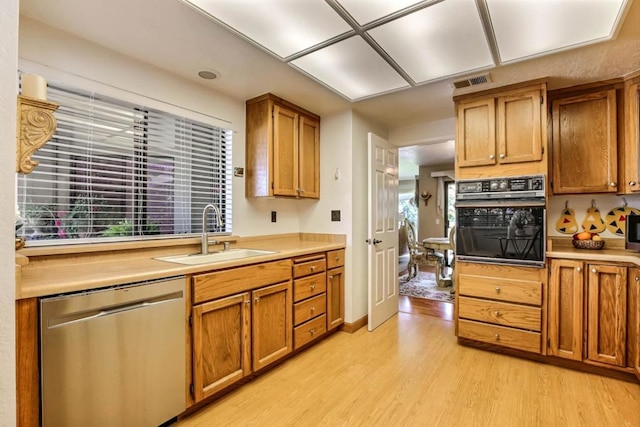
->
xmin=40 ymin=276 xmax=186 ymax=427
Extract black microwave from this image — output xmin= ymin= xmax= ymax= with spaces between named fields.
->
xmin=626 ymin=214 xmax=640 ymax=250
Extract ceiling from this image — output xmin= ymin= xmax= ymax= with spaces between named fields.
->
xmin=183 ymin=0 xmax=630 ymax=101
xmin=17 ymin=0 xmax=640 ymax=178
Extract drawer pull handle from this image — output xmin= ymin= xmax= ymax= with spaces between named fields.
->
xmin=311 ymin=266 xmax=316 ymax=271
xmin=310 ymin=306 xmax=315 ymax=312
xmin=495 ymin=287 xmax=501 ymax=293
xmin=494 ymin=311 xmax=500 ymax=317
xmin=245 ymin=300 xmax=251 ymax=305
xmin=255 ymin=297 xmax=260 ymax=303
xmin=335 ymin=256 xmax=340 ymax=261
xmin=310 ymin=328 xmax=316 ymax=335
xmin=494 ymin=333 xmax=500 ymax=341
xmin=310 ymin=284 xmax=316 ymax=290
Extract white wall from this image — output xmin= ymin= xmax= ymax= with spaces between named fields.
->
xmin=388 ymin=117 xmax=455 ymax=146
xmin=1 ymin=1 xmax=18 ymax=425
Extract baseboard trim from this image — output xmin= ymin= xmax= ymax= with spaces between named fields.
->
xmin=340 ymin=315 xmax=368 ymax=333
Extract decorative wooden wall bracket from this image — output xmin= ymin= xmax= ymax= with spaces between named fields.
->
xmin=16 ymin=95 xmax=58 ymax=174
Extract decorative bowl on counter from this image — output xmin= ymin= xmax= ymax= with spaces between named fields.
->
xmin=572 ymin=239 xmax=605 ymax=250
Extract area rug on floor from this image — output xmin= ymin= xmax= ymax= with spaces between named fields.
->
xmin=399 ymin=271 xmax=454 ymax=303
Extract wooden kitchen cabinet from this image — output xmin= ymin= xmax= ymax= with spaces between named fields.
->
xmin=191 ymin=260 xmax=292 ymax=403
xmin=455 ymin=81 xmax=547 ymax=179
xmin=292 ymin=254 xmax=327 ymax=349
xmin=548 ymin=259 xmax=628 ymax=368
xmin=587 ymin=263 xmax=627 ymax=367
xmin=630 ymin=268 xmax=640 ymax=380
xmin=327 ymin=249 xmax=345 ymax=331
xmin=548 ymin=259 xmax=584 ymax=360
xmin=551 ymin=87 xmax=619 ymax=194
xmin=456 ymin=262 xmax=546 ymax=354
xmin=246 ymin=93 xmax=320 ymax=199
xmin=621 ymin=74 xmax=640 ymax=194
xmin=192 ymin=292 xmax=251 ymax=401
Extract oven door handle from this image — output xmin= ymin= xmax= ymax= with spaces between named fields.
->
xmin=455 ymin=199 xmax=545 ymax=208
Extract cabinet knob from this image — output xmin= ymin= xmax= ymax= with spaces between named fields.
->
xmin=335 ymin=256 xmax=340 ymax=261
xmin=310 ymin=284 xmax=316 ymax=290
xmin=310 ymin=306 xmax=315 ymax=312
xmin=311 ymin=265 xmax=316 ymax=271
xmin=489 ymin=154 xmax=495 ymax=160
xmin=636 ymin=276 xmax=640 ymax=282
xmin=630 ymin=181 xmax=637 ymax=186
xmin=495 ymin=287 xmax=501 ymax=293
xmin=245 ymin=300 xmax=251 ymax=305
xmin=255 ymin=296 xmax=260 ymax=302
xmin=610 ymin=182 xmax=617 ymax=187
xmin=499 ymin=153 xmax=505 ymax=159
xmin=329 ymin=275 xmax=334 ymax=280
xmin=494 ymin=333 xmax=500 ymax=341
xmin=591 ymin=268 xmax=597 ymax=273
xmin=576 ymin=267 xmax=582 ymax=273
xmin=494 ymin=311 xmax=500 ymax=317
xmin=310 ymin=328 xmax=316 ymax=335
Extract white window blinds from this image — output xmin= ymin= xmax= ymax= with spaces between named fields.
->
xmin=17 ymin=80 xmax=232 ymax=245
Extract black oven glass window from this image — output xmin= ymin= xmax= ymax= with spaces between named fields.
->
xmin=456 ymin=206 xmax=545 ymax=265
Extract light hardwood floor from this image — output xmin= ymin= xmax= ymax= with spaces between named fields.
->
xmin=176 ymin=311 xmax=640 ymax=427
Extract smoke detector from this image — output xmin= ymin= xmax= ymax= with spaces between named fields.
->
xmin=453 ymin=73 xmax=492 ymax=89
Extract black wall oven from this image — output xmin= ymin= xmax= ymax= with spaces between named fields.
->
xmin=455 ymin=175 xmax=546 ymax=267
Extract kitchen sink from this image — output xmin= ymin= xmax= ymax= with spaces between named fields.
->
xmin=154 ymin=248 xmax=277 ymax=265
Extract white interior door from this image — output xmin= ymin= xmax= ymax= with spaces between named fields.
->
xmin=367 ymin=132 xmax=399 ymax=331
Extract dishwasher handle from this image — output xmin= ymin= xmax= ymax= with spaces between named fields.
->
xmin=47 ymin=290 xmax=183 ymax=329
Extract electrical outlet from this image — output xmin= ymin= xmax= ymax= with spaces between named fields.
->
xmin=271 ymin=211 xmax=277 ymax=222
xmin=331 ymin=210 xmax=341 ymax=222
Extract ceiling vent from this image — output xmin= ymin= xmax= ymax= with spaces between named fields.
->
xmin=452 ymin=73 xmax=492 ymax=89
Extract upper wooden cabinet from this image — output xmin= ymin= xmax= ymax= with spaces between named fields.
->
xmin=621 ymin=75 xmax=640 ymax=194
xmin=455 ymin=81 xmax=547 ymax=179
xmin=246 ymin=93 xmax=320 ymax=199
xmin=551 ymin=88 xmax=619 ymax=194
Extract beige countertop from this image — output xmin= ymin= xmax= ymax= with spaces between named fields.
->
xmin=547 ymin=237 xmax=640 ymax=265
xmin=16 ymin=233 xmax=346 ymax=299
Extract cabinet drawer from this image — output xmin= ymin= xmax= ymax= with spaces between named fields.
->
xmin=458 ymin=297 xmax=541 ymax=331
xmin=193 ymin=260 xmax=292 ymax=304
xmin=458 ymin=274 xmax=542 ymax=305
xmin=294 ymin=314 xmax=327 ymax=349
xmin=294 ymin=294 xmax=326 ymax=325
xmin=458 ymin=319 xmax=541 ymax=353
xmin=327 ymin=249 xmax=345 ymax=269
xmin=293 ymin=273 xmax=326 ymax=302
xmin=293 ymin=257 xmax=326 ymax=278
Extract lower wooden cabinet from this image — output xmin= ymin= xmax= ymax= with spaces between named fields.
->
xmin=252 ymin=281 xmax=293 ymax=370
xmin=327 ymin=266 xmax=345 ymax=330
xmin=548 ymin=259 xmax=631 ymax=370
xmin=630 ymin=268 xmax=640 ymax=380
xmin=456 ymin=262 xmax=545 ymax=354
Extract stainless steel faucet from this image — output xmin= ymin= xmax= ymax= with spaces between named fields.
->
xmin=201 ymin=204 xmax=224 ymax=255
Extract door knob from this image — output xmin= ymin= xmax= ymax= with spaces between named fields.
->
xmin=366 ymin=239 xmax=382 ymax=245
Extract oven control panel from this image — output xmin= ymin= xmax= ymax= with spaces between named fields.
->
xmin=456 ymin=175 xmax=545 ymax=200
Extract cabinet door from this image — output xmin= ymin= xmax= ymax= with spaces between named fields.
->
xmin=622 ymin=81 xmax=640 ymax=194
xmin=252 ymin=281 xmax=292 ymax=371
xmin=548 ymin=259 xmax=584 ymax=361
xmin=586 ymin=264 xmax=627 ymax=366
xmin=298 ymin=115 xmax=320 ymax=199
xmin=273 ymin=105 xmax=299 ymax=197
xmin=192 ymin=292 xmax=251 ymax=402
xmin=497 ymin=89 xmax=543 ymax=164
xmin=629 ymin=268 xmax=640 ymax=380
xmin=327 ymin=266 xmax=345 ymax=330
xmin=552 ymin=89 xmax=618 ymax=194
xmin=456 ymin=98 xmax=496 ymax=168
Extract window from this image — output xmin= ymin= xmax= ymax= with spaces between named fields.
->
xmin=16 ymin=80 xmax=232 ymax=245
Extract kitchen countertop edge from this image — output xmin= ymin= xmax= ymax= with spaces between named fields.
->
xmin=17 ymin=235 xmax=346 ymax=299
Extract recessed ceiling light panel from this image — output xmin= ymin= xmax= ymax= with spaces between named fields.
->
xmin=487 ymin=0 xmax=629 ymax=62
xmin=184 ymin=0 xmax=353 ymax=58
xmin=367 ymin=0 xmax=494 ymax=83
xmin=290 ymin=36 xmax=410 ymax=100
xmin=337 ymin=0 xmax=426 ymax=25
